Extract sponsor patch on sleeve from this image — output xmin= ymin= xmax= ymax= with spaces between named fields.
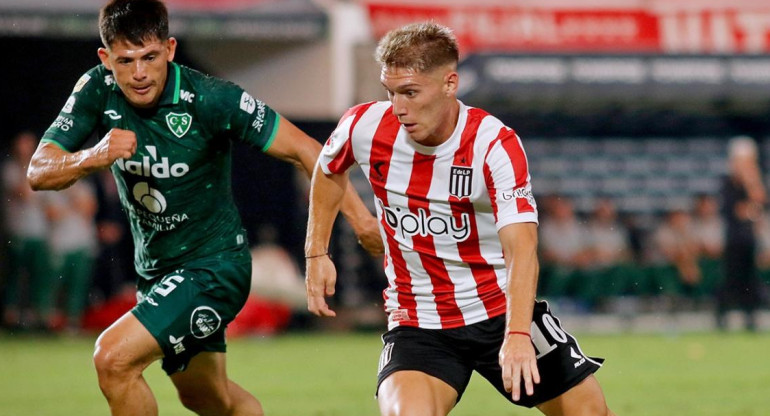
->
xmin=322 ymin=126 xmax=347 ymax=158
xmin=498 ymin=187 xmax=536 ymax=207
xmin=239 ymin=91 xmax=256 ymax=114
xmin=62 ymin=96 xmax=76 ymax=114
xmin=73 ymin=74 xmax=91 ymax=93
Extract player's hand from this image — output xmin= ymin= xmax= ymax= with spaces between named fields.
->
xmin=499 ymin=332 xmax=540 ymax=402
xmin=356 ymin=215 xmax=384 ymax=257
xmin=305 ymin=254 xmax=337 ymax=317
xmin=92 ymin=128 xmax=137 ymax=169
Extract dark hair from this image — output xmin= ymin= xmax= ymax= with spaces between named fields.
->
xmin=375 ymin=22 xmax=459 ymax=72
xmin=99 ymin=0 xmax=169 ymax=48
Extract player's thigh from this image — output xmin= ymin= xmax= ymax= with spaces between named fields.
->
xmin=94 ymin=311 xmax=163 ymax=371
xmin=376 ymin=326 xmax=472 ymax=415
xmin=378 ymin=370 xmax=457 ymax=416
xmin=536 ymin=375 xmax=612 ymax=416
xmin=133 ymin=260 xmax=250 ymax=375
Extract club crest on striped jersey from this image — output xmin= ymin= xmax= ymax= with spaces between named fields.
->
xmin=449 ymin=166 xmax=473 ymax=200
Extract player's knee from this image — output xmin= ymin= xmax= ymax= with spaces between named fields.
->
xmin=177 ymin=390 xmax=231 ymax=415
xmin=93 ymin=335 xmax=138 ymax=383
xmin=379 ymin=396 xmax=444 ymax=416
xmin=573 ymin=391 xmax=612 ymax=416
xmin=380 ymin=402 xmax=441 ymax=416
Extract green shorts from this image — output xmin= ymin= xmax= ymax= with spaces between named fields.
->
xmin=132 ymin=255 xmax=251 ymax=375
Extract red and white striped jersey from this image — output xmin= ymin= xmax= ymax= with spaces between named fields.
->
xmin=319 ymin=100 xmax=538 ymax=330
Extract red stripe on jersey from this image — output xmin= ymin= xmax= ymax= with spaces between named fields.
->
xmin=450 ymin=109 xmax=505 ymax=318
xmin=326 ymin=102 xmax=376 ymax=174
xmin=500 ymin=130 xmax=535 ymax=214
xmin=369 ymin=108 xmax=419 ymax=325
xmin=483 ymin=127 xmax=510 ymax=224
xmin=409 ymin=152 xmax=464 ymax=328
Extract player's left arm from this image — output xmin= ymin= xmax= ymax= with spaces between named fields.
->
xmin=265 ymin=117 xmax=383 ymax=256
xmin=498 ymin=221 xmax=540 ymax=402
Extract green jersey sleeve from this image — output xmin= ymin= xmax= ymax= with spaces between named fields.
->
xmin=41 ymin=66 xmax=107 ymax=152
xmin=205 ymin=79 xmax=280 ymax=152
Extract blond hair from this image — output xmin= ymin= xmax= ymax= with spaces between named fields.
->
xmin=375 ymin=22 xmax=459 ymax=72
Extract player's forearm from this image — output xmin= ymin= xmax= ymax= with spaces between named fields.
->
xmin=501 ymin=223 xmax=539 ymax=333
xmin=27 ymin=142 xmax=102 ymax=191
xmin=267 ymin=116 xmax=323 ymax=180
xmin=305 ymin=165 xmax=347 ymax=256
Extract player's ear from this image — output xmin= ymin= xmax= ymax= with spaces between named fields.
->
xmin=166 ymin=37 xmax=177 ymax=62
xmin=444 ymin=70 xmax=458 ymax=97
xmin=97 ymin=47 xmax=112 ymax=70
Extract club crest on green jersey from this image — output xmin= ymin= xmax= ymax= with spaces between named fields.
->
xmin=165 ymin=112 xmax=192 ymax=138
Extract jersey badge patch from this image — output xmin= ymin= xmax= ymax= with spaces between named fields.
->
xmin=240 ymin=92 xmax=256 ymax=114
xmin=449 ymin=166 xmax=473 ymax=200
xmin=165 ymin=112 xmax=192 ymax=138
xmin=73 ymin=74 xmax=91 ymax=93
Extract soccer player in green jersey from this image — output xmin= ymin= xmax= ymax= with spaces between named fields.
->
xmin=26 ymin=1 xmax=382 ymax=415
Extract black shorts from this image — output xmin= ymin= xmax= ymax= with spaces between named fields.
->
xmin=376 ymin=300 xmax=603 ymax=408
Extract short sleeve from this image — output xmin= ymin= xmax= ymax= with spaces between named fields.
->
xmin=485 ymin=130 xmax=538 ymax=229
xmin=41 ymin=67 xmax=105 ymax=152
xmin=211 ymin=81 xmax=279 ymax=152
xmin=318 ymin=109 xmax=358 ymax=175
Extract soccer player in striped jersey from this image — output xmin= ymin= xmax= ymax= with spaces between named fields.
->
xmin=305 ymin=22 xmax=615 ymax=416
xmin=27 ymin=1 xmax=381 ymax=415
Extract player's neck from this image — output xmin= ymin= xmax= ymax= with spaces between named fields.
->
xmin=434 ymin=100 xmax=460 ymax=146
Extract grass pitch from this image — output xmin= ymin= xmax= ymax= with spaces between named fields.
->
xmin=1 ymin=331 xmax=768 ymax=415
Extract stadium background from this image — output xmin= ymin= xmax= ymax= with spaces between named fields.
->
xmin=3 ymin=0 xmax=770 ymax=322
xmin=3 ymin=0 xmax=770 ymax=317
xmin=1 ymin=1 xmax=770 ymax=413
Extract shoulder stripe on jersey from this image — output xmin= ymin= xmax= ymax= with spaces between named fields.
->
xmin=327 ymin=102 xmax=377 ymax=174
xmin=450 ymin=108 xmax=506 ymax=317
xmin=367 ymin=106 xmax=420 ymax=325
xmin=483 ymin=127 xmax=513 ymax=224
xmin=501 ymin=132 xmax=535 ymax=214
xmin=409 ymin=152 xmax=465 ymax=328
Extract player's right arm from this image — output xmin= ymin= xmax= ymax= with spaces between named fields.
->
xmin=27 ymin=67 xmax=134 ymax=191
xmin=28 ymin=129 xmax=136 ymax=191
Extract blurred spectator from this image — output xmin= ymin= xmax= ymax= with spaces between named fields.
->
xmin=692 ymin=193 xmax=725 ymax=259
xmin=1 ymin=131 xmax=54 ymax=331
xmin=648 ymin=209 xmax=702 ymax=300
xmin=754 ymin=210 xmax=770 ymax=288
xmin=691 ymin=193 xmax=725 ymax=298
xmin=43 ymin=180 xmax=98 ymax=332
xmin=584 ymin=197 xmax=644 ymax=307
xmin=538 ymin=196 xmax=591 ymax=305
xmin=586 ymin=198 xmax=633 ymax=267
xmin=227 ymin=224 xmax=302 ymax=336
xmin=717 ymin=136 xmax=766 ymax=331
xmin=248 ymin=224 xmax=306 ymax=309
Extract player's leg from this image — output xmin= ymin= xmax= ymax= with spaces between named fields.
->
xmin=93 ymin=311 xmax=164 ymax=416
xmin=170 ymin=351 xmax=263 ymax=416
xmin=378 ymin=370 xmax=457 ymax=416
xmin=376 ymin=325 xmax=474 ymax=416
xmin=536 ymin=375 xmax=614 ymax=416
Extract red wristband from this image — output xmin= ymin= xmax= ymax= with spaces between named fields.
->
xmin=507 ymin=331 xmax=531 ymax=338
